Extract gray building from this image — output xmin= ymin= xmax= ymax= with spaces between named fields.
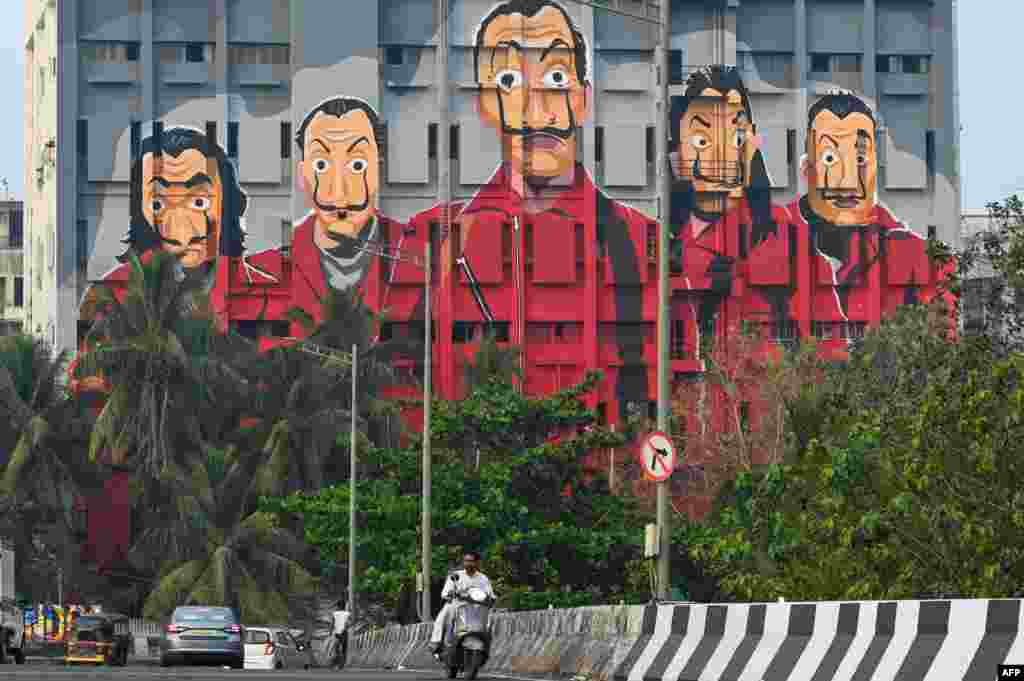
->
xmin=49 ymin=0 xmax=960 ymax=355
xmin=0 ymin=200 xmax=25 ymax=336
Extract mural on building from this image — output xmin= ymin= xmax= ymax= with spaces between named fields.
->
xmin=79 ymin=127 xmax=280 ymax=332
xmin=410 ymin=0 xmax=649 ymax=411
xmin=288 ymin=96 xmax=404 ymax=329
xmin=69 ymin=0 xmax=958 ymax=537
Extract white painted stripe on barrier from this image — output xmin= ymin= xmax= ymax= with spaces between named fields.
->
xmin=787 ymin=601 xmax=841 ymax=680
xmin=736 ymin=602 xmax=791 ymax=681
xmin=831 ymin=601 xmax=879 ymax=681
xmin=921 ymin=599 xmax=988 ymax=681
xmin=627 ymin=606 xmax=675 ymax=681
xmin=661 ymin=604 xmax=707 ymax=681
xmin=871 ymin=600 xmax=919 ymax=681
xmin=698 ymin=604 xmax=750 ymax=681
xmin=1003 ymin=598 xmax=1024 ymax=666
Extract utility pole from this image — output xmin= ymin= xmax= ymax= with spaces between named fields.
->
xmin=349 ymin=344 xmax=357 ymax=621
xmin=424 ymin=0 xmax=449 ymax=624
xmin=57 ymin=567 xmax=62 ymax=614
xmin=655 ymin=0 xmax=671 ymax=601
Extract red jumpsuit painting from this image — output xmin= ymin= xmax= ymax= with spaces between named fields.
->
xmin=407 ymin=0 xmax=648 ymax=415
xmin=781 ymin=91 xmax=956 ymax=360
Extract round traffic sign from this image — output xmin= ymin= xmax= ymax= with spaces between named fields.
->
xmin=640 ymin=431 xmax=676 ymax=481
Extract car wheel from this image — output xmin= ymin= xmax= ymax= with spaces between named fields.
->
xmin=13 ymin=649 xmax=25 ymax=665
xmin=160 ymin=656 xmax=172 ymax=668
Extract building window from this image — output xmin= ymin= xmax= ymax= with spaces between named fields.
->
xmin=668 ymin=49 xmax=683 ymax=85
xmin=186 ymin=42 xmax=209 ymax=63
xmin=8 ymin=211 xmax=22 ymax=249
xmin=384 ymin=46 xmax=404 ymax=66
xmin=228 ymin=122 xmax=239 ymax=158
xmin=77 ymin=119 xmax=88 ymax=160
xmin=811 ymin=54 xmax=861 ymax=73
xmin=876 ymin=55 xmax=930 ymax=75
xmin=453 ymin=321 xmax=476 ymax=344
xmin=13 ymin=277 xmax=23 ymax=307
xmin=671 ymin=319 xmax=686 ymax=359
xmin=280 ymin=121 xmax=291 ymax=159
xmin=645 ymin=127 xmax=655 ymax=164
xmin=77 ymin=220 xmax=88 ymax=272
xmin=449 ymin=124 xmax=459 ymax=160
xmin=595 ymin=126 xmax=604 ymax=164
xmin=428 ymin=123 xmax=438 ymax=159
xmin=158 ymin=43 xmax=214 ymax=64
xmin=490 ymin=321 xmax=511 ymax=342
xmin=228 ymin=44 xmax=290 ymax=65
xmin=925 ymin=130 xmax=935 ymax=178
xmin=130 ymin=121 xmax=141 ymax=160
xmin=81 ymin=42 xmax=139 ymax=63
xmin=812 ymin=321 xmax=835 ymax=340
xmin=205 ymin=121 xmax=218 ymax=148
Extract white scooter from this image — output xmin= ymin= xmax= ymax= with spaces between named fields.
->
xmin=440 ymin=577 xmax=494 ymax=680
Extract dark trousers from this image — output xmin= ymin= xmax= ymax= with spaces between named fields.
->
xmin=334 ymin=632 xmax=348 ymax=667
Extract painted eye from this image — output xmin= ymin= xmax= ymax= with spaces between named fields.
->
xmin=856 ymin=154 xmax=868 ymax=167
xmin=542 ymin=67 xmax=570 ymax=89
xmin=690 ymin=134 xmax=710 ymax=150
xmin=191 ymin=197 xmax=211 ymax=210
xmin=734 ymin=130 xmax=746 ymax=148
xmin=313 ymin=158 xmax=331 ymax=174
xmin=821 ymin=151 xmax=839 ymax=167
xmin=494 ymin=69 xmax=523 ymax=93
xmin=348 ymin=159 xmax=368 ymax=174
xmin=151 ymin=199 xmax=164 ymax=214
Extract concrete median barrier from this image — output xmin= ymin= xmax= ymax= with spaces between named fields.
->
xmin=352 ymin=598 xmax=1024 ymax=681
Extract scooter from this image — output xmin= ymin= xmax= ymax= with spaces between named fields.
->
xmin=440 ymin=577 xmax=494 ymax=680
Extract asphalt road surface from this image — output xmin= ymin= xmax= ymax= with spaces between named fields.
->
xmin=3 ymin=664 xmax=516 ymax=681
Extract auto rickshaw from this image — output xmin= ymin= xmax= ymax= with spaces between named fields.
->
xmin=64 ymin=613 xmax=130 ymax=666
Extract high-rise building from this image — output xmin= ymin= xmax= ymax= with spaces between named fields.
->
xmin=24 ymin=0 xmax=58 ymax=345
xmin=55 ymin=1 xmax=959 ymax=537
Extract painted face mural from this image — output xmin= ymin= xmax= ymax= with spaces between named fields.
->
xmin=142 ymin=150 xmax=223 ymax=269
xmin=296 ymin=99 xmax=380 ymax=250
xmin=474 ymin=0 xmax=590 ymax=182
xmin=805 ymin=93 xmax=879 ymax=226
xmin=124 ymin=127 xmax=249 ymax=272
xmin=676 ymin=89 xmax=755 ymax=198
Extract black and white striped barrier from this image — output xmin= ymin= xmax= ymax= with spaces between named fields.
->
xmin=613 ymin=599 xmax=1024 ymax=681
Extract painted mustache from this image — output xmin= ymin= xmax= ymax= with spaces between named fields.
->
xmin=692 ymin=159 xmax=745 ymax=188
xmin=313 ymin=173 xmax=369 ymax=219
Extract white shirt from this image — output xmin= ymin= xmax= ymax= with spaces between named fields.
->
xmin=441 ymin=570 xmax=495 ymax=601
xmin=332 ymin=610 xmax=350 ymax=634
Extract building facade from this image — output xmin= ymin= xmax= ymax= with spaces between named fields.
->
xmin=0 ymin=201 xmax=25 ymax=336
xmin=24 ymin=0 xmax=58 ymax=344
xmin=56 ymin=0 xmax=959 ymax=541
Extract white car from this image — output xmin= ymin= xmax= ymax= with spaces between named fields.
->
xmin=243 ymin=627 xmax=312 ymax=670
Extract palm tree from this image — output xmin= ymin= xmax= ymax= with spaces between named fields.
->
xmin=235 ymin=288 xmax=408 ymax=499
xmin=77 ymin=250 xmax=246 ymax=482
xmin=462 ymin=330 xmax=522 ymax=394
xmin=138 ymin=443 xmax=318 ymax=624
xmin=0 ymin=334 xmax=103 ymax=605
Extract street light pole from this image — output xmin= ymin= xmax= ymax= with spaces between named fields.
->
xmin=655 ymin=0 xmax=672 ymax=600
xmin=349 ymin=344 xmax=357 ymax=620
xmin=422 ymin=235 xmax=433 ymax=624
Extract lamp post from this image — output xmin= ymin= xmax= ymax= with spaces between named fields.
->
xmin=349 ymin=343 xmax=358 ymax=621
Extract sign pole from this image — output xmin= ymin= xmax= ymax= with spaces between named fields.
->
xmin=655 ymin=0 xmax=672 ymax=601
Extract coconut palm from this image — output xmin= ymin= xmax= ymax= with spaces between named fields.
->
xmin=235 ymin=288 xmax=409 ymax=499
xmin=77 ymin=250 xmax=247 ymax=482
xmin=138 ymin=442 xmax=318 ymax=624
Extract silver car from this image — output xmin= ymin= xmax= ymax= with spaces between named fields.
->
xmin=159 ymin=606 xmax=243 ymax=668
xmin=243 ymin=627 xmax=313 ymax=670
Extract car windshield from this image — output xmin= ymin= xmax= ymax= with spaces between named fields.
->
xmin=245 ymin=630 xmax=270 ymax=644
xmin=173 ymin=608 xmax=235 ymax=625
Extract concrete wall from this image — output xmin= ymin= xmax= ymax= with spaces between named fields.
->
xmin=352 ymin=599 xmax=1024 ymax=681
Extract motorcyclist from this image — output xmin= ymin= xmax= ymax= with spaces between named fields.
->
xmin=430 ymin=551 xmax=495 ymax=661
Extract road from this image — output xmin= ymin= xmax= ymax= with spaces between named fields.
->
xmin=2 ymin=665 xmax=511 ymax=681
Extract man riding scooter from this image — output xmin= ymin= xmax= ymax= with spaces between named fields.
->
xmin=430 ymin=551 xmax=495 ymax=661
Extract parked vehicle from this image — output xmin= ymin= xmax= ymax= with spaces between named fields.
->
xmin=159 ymin=606 xmax=243 ymax=668
xmin=441 ymin=584 xmax=494 ymax=680
xmin=63 ymin=613 xmax=130 ymax=666
xmin=243 ymin=626 xmax=312 ymax=670
xmin=0 ymin=601 xmax=25 ymax=664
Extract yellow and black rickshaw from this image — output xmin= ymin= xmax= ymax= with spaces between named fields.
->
xmin=64 ymin=613 xmax=131 ymax=666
